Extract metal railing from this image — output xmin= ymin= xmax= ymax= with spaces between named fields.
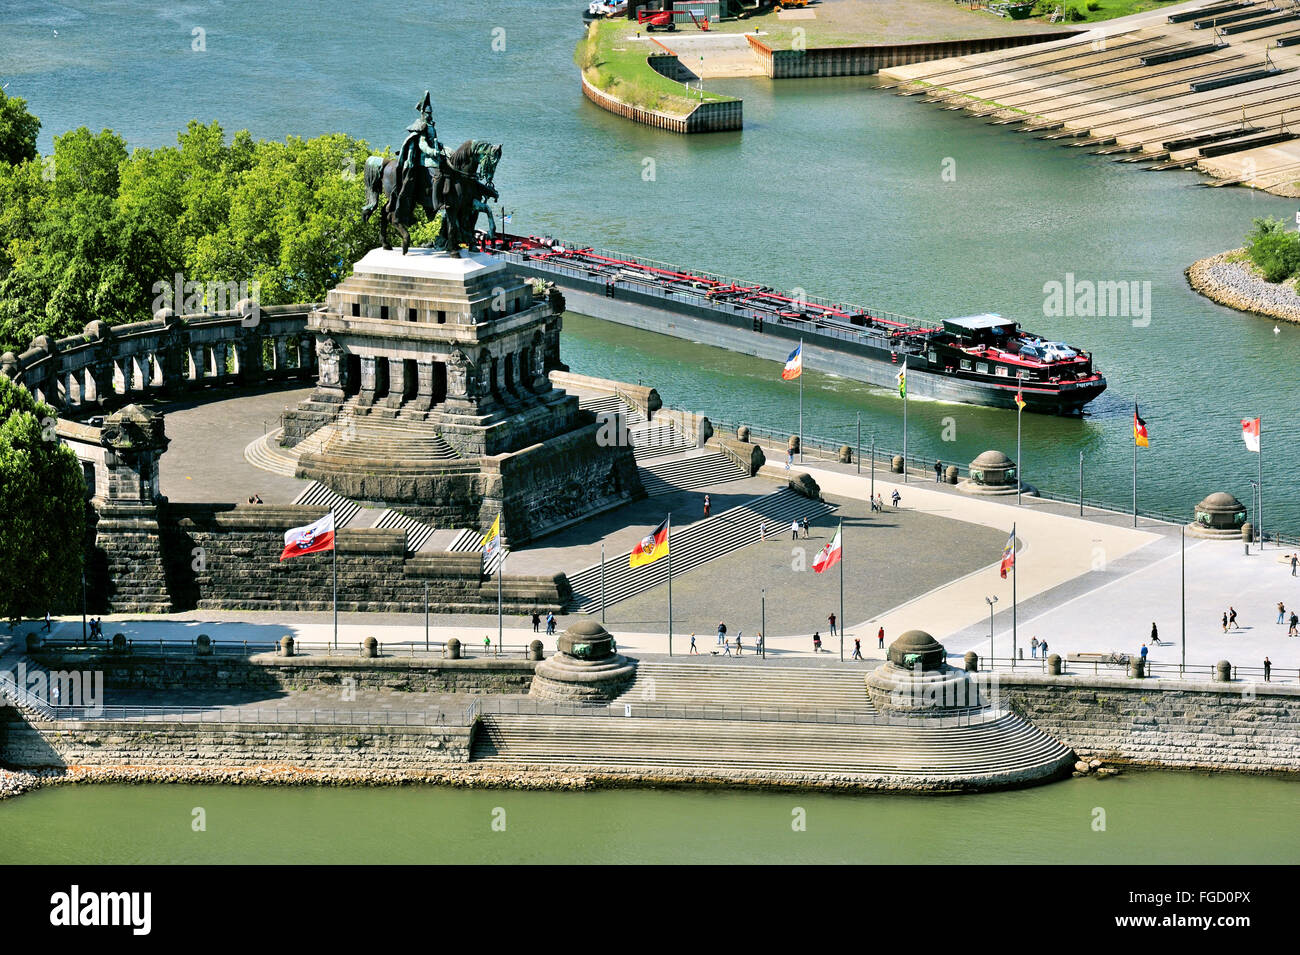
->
xmin=37 ymin=704 xmax=479 ymax=726
xmin=975 ymin=655 xmax=1300 ymax=684
xmin=29 ymin=636 xmax=548 ymax=661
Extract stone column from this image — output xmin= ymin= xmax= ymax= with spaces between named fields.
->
xmin=274 ymin=337 xmax=290 ymax=372
xmin=357 ymin=355 xmax=377 ymax=407
xmin=408 ymin=360 xmax=435 ymax=412
xmin=189 ymin=344 xmax=207 ymax=382
xmin=213 ymin=342 xmax=229 ymax=380
xmin=298 ymin=337 xmax=315 ymax=374
xmin=385 ymin=358 xmax=407 ymax=409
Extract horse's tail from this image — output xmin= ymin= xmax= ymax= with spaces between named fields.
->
xmin=361 ymin=156 xmax=386 ymax=222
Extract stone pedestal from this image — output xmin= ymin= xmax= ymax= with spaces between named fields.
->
xmin=530 ymin=621 xmax=636 ymax=702
xmin=865 ymin=630 xmax=987 ymax=713
xmin=1188 ymin=492 xmax=1248 ymax=539
xmin=959 ymin=450 xmax=1019 ymax=496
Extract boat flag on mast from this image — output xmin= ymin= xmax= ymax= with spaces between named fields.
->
xmin=1133 ymin=406 xmax=1149 ymax=447
xmin=812 ymin=524 xmax=843 ymax=574
xmin=1242 ymin=417 xmax=1261 ymax=453
xmin=999 ymin=527 xmax=1016 ymax=579
xmin=897 ymin=367 xmax=906 ymax=398
xmin=279 ymin=512 xmax=335 ymax=561
xmin=1015 ymin=389 xmax=1026 ymax=411
xmin=781 ymin=343 xmax=803 ymax=380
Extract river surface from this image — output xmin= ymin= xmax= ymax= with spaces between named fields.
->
xmin=3 ymin=0 xmax=1299 ymax=846
xmin=0 ymin=772 xmax=1296 ymax=864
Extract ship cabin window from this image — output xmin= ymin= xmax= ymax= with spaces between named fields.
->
xmin=380 ymin=305 xmax=389 ymax=321
xmin=994 ymin=366 xmax=1009 ymax=377
xmin=1016 ymin=369 xmax=1026 ymax=378
xmin=960 ymin=359 xmax=973 ymax=371
xmin=976 ymin=362 xmax=989 ymax=375
xmin=928 ymin=350 xmax=937 ymax=363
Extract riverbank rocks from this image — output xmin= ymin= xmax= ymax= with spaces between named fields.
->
xmin=1187 ymin=249 xmax=1300 ymax=325
xmin=530 ymin=620 xmax=635 ymax=702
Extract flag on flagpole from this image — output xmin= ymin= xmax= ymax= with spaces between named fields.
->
xmin=480 ymin=514 xmax=504 ymax=568
xmin=999 ymin=527 xmax=1016 ymax=579
xmin=279 ymin=512 xmax=335 ymax=561
xmin=630 ymin=518 xmax=670 ymax=568
xmin=812 ymin=524 xmax=842 ymax=574
xmin=1133 ymin=406 xmax=1149 ymax=447
xmin=1015 ymin=389 xmax=1026 ymax=411
xmin=897 ymin=367 xmax=906 ymax=398
xmin=781 ymin=344 xmax=803 ymax=380
xmin=1242 ymin=417 xmax=1261 ymax=453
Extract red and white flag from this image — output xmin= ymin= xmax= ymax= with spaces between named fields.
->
xmin=279 ymin=512 xmax=335 ymax=561
xmin=812 ymin=524 xmax=842 ymax=574
xmin=999 ymin=528 xmax=1015 ymax=579
xmin=1241 ymin=417 xmax=1260 ymax=453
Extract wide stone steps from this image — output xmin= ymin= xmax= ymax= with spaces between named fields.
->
xmin=446 ymin=528 xmax=505 ymax=576
xmin=372 ymin=508 xmax=437 ymax=552
xmin=618 ymin=661 xmax=875 ymax=711
xmin=471 ymin=711 xmax=1072 ymax=778
xmin=566 ymin=487 xmax=835 ymax=613
xmin=291 ymin=481 xmax=363 ymax=527
xmin=639 ymin=452 xmax=748 ymax=496
xmin=303 ymin=412 xmax=460 ymax=465
xmin=243 ymin=430 xmax=303 ymax=478
xmin=579 ymin=394 xmax=646 ymax=425
xmin=630 ymin=422 xmax=693 ymax=460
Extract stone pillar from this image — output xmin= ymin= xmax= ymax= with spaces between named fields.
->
xmin=385 ymin=358 xmax=407 ymax=409
xmin=213 ymin=342 xmax=229 ymax=379
xmin=279 ymin=635 xmax=294 ymax=657
xmin=409 ymin=360 xmax=436 ymax=412
xmin=362 ymin=636 xmax=378 ymax=658
xmin=189 ymin=344 xmax=207 ymax=381
xmin=357 ymin=355 xmax=377 ymax=407
xmin=447 ymin=637 xmax=461 ymax=659
xmin=274 ymin=337 xmax=290 ymax=372
xmin=963 ymin=650 xmax=979 ymax=672
xmin=1047 ymin=653 xmax=1062 ymax=675
xmin=892 ymin=455 xmax=904 ymax=473
xmin=116 ymin=356 xmax=134 ymax=395
xmin=298 ymin=337 xmax=315 ymax=373
xmin=234 ymin=333 xmax=263 ymax=383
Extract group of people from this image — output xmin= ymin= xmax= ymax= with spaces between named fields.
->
xmin=869 ymin=491 xmax=900 ymax=512
xmin=1277 ymin=602 xmax=1300 ymax=637
xmin=245 ymin=493 xmax=263 ymax=505
xmin=1029 ymin=635 xmax=1051 ymax=658
xmin=529 ymin=611 xmax=556 ymax=636
xmin=687 ymin=621 xmax=762 ymax=657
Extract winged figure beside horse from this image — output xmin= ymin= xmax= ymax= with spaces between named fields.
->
xmin=361 ymin=91 xmax=503 ymax=256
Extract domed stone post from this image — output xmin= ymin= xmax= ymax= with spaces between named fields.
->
xmin=1214 ymin=660 xmax=1232 ymax=682
xmin=278 ymin=635 xmax=295 ymax=657
xmin=530 ymin=621 xmax=635 ymax=701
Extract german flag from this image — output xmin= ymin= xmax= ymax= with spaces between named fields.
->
xmin=1015 ymin=390 xmax=1026 ymax=411
xmin=630 ymin=518 xmax=669 ymax=568
xmin=1133 ymin=405 xmax=1149 ymax=448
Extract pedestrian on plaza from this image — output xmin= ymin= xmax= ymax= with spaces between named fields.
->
xmin=531 ymin=612 xmax=540 ymax=633
xmin=801 ymin=516 xmax=810 ymax=539
xmin=891 ymin=490 xmax=901 ymax=508
xmin=1150 ymin=622 xmax=1159 ymax=645
xmin=717 ymin=621 xmax=727 ymax=646
xmin=760 ymin=520 xmax=768 ymax=542
xmin=1139 ymin=643 xmax=1148 ymax=664
xmin=1292 ymin=553 xmax=1298 ymax=576
xmin=1290 ymin=612 xmax=1299 ymax=637
xmin=1222 ymin=611 xmax=1228 ymax=633
xmin=1229 ymin=607 xmax=1240 ymax=630
xmin=1030 ymin=636 xmax=1040 ymax=658
xmin=1040 ymin=638 xmax=1049 ymax=658
xmin=828 ymin=612 xmax=837 ymax=637
xmin=51 ymin=683 xmax=59 ymax=707
xmin=1264 ymin=656 xmax=1272 ymax=682
xmin=703 ymin=494 xmax=711 ymax=519
xmin=690 ymin=633 xmax=698 ymax=655
xmin=41 ymin=611 xmax=51 ymax=633
xmin=813 ymin=631 xmax=822 ymax=653
xmin=755 ymin=632 xmax=764 ymax=655
xmin=1279 ymin=602 xmax=1287 ymax=625
xmin=785 ymin=450 xmax=793 ymax=470
xmin=934 ymin=460 xmax=942 ymax=483
xmin=722 ymin=637 xmax=732 ymax=656
xmin=484 ymin=635 xmax=492 ymax=654
xmin=546 ymin=612 xmax=556 ymax=636
xmin=852 ymin=638 xmax=862 ymax=660
xmin=791 ymin=518 xmax=799 ymax=540
xmin=735 ymin=633 xmax=742 ymax=656
xmin=878 ymin=625 xmax=885 ymax=649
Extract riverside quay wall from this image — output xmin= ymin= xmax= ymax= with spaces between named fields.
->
xmin=1004 ymin=673 xmax=1300 ymax=775
xmin=745 ymin=32 xmax=1082 ymax=79
xmin=580 ymin=73 xmax=742 ymax=134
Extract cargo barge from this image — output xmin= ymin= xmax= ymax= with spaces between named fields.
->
xmin=479 ymin=233 xmax=1107 ymax=415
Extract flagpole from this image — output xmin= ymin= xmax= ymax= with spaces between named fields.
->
xmin=902 ymin=361 xmax=908 ymax=484
xmin=798 ymin=339 xmax=804 ymax=464
xmin=667 ymin=513 xmax=673 ymax=656
xmin=1011 ymin=521 xmax=1017 ymax=667
xmin=856 ymin=412 xmax=861 ymax=475
xmin=1258 ymin=414 xmax=1263 ymax=550
xmin=838 ymin=521 xmax=845 ymax=663
xmin=600 ymin=542 xmax=606 ymax=623
xmin=332 ymin=508 xmax=338 ymax=651
xmin=497 ymin=552 xmax=503 ymax=654
xmin=1180 ymin=525 xmax=1186 ymax=677
xmin=1132 ymin=399 xmax=1138 ymax=528
xmin=1016 ymin=397 xmax=1023 ymax=506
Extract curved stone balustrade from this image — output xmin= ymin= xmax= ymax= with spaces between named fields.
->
xmin=0 ymin=304 xmax=320 ymax=413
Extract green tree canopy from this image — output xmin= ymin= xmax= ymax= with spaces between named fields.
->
xmin=0 ymin=374 xmax=87 ymax=622
xmin=0 ymin=89 xmax=40 ymax=167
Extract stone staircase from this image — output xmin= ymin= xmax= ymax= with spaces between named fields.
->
xmin=629 ymin=421 xmax=694 ymax=460
xmin=446 ymin=528 xmax=505 ymax=576
xmin=617 ymin=661 xmax=876 ymax=712
xmin=471 ymin=709 xmax=1073 ymax=781
xmin=303 ymin=408 xmax=460 ymax=467
xmin=566 ymin=487 xmax=835 ymax=613
xmin=579 ymin=394 xmax=645 ymax=426
xmin=291 ymin=481 xmax=364 ymax=527
xmin=372 ymin=508 xmax=437 ymax=552
xmin=243 ymin=430 xmax=303 ymax=478
xmin=639 ymin=452 xmax=748 ymax=496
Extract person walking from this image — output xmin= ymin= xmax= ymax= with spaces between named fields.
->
xmin=1139 ymin=642 xmax=1148 ymax=664
xmin=828 ymin=612 xmax=837 ymax=637
xmin=735 ymin=633 xmax=742 ymax=656
xmin=1040 ymin=638 xmax=1049 ymax=659
xmin=1150 ymin=621 xmax=1159 ymax=644
xmin=934 ymin=460 xmax=942 ymax=483
xmin=722 ymin=637 xmax=732 ymax=657
xmin=1278 ymin=602 xmax=1287 ymax=625
xmin=852 ymin=637 xmax=862 ymax=660
xmin=484 ymin=634 xmax=492 ymax=654
xmin=1030 ymin=636 xmax=1040 ymax=659
xmin=790 ymin=518 xmax=800 ymax=541
xmin=531 ymin=612 xmax=540 ymax=633
xmin=759 ymin=520 xmax=768 ymax=543
xmin=546 ymin=612 xmax=556 ymax=636
xmin=1229 ymin=606 xmax=1240 ymax=630
xmin=41 ymin=611 xmax=51 ymax=634
xmin=877 ymin=625 xmax=885 ymax=649
xmin=755 ymin=632 xmax=764 ymax=655
xmin=785 ymin=449 xmax=793 ymax=471
xmin=812 ymin=631 xmax=822 ymax=653
xmin=689 ymin=633 xmax=698 ymax=655
xmin=800 ymin=516 xmax=810 ymax=539
xmin=891 ymin=489 xmax=901 ymax=508
xmin=1290 ymin=611 xmax=1298 ymax=637
xmin=717 ymin=621 xmax=727 ymax=646
xmin=1222 ymin=611 xmax=1228 ymax=633
xmin=1292 ymin=553 xmax=1298 ymax=576
xmin=702 ymin=494 xmax=711 ymax=519
xmin=1264 ymin=656 xmax=1272 ymax=682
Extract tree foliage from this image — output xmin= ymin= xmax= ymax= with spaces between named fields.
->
xmin=0 ymin=374 xmax=86 ymax=621
xmin=0 ymin=89 xmax=40 ymax=167
xmin=1246 ymin=216 xmax=1300 ymax=284
xmin=0 ymin=98 xmax=381 ymax=353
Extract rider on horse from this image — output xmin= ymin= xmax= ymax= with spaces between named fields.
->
xmin=394 ymin=91 xmax=442 ymax=216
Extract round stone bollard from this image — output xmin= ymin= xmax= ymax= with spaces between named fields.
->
xmin=278 ymin=635 xmax=294 ymax=658
xmin=788 ymin=435 xmax=800 ymax=455
xmin=737 ymin=425 xmax=750 ymax=443
xmin=195 ymin=634 xmax=213 ymax=657
xmin=963 ymin=650 xmax=979 ymax=672
xmin=838 ymin=444 xmax=853 ymax=464
xmin=110 ymin=633 xmax=127 ymax=653
xmin=528 ymin=639 xmax=544 ymax=661
xmin=361 ymin=636 xmax=378 ymax=659
xmin=891 ymin=454 xmax=904 ymax=473
xmin=447 ymin=637 xmax=461 ymax=659
xmin=25 ymin=633 xmax=41 ymax=652
xmin=1242 ymin=522 xmax=1254 ymax=545
xmin=1215 ymin=659 xmax=1232 ymax=682
xmin=1129 ymin=658 xmax=1145 ymax=679
xmin=945 ymin=465 xmax=959 ymax=484
xmin=1047 ymin=653 xmax=1062 ymax=675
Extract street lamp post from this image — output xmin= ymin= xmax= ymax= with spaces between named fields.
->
xmin=761 ymin=588 xmax=766 ymax=660
xmin=985 ymin=595 xmax=999 ymax=666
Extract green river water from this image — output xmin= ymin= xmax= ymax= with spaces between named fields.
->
xmin=2 ymin=1 xmax=1299 ymax=854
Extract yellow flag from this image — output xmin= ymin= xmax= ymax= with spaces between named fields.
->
xmin=479 ymin=514 xmax=501 ymax=556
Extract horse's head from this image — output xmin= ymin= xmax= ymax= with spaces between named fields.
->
xmin=473 ymin=141 xmax=503 ymax=184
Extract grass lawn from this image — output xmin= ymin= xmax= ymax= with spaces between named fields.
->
xmin=576 ymin=19 xmax=737 ymax=117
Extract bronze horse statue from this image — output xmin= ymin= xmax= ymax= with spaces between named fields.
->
xmin=362 ymin=140 xmax=502 ymax=255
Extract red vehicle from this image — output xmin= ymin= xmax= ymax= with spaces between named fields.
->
xmin=637 ymin=8 xmax=677 ymax=29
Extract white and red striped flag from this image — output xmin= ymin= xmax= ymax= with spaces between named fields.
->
xmin=1241 ymin=417 xmax=1261 ymax=453
xmin=812 ymin=524 xmax=842 ymax=574
xmin=279 ymin=512 xmax=335 ymax=561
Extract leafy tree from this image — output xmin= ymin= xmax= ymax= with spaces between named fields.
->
xmin=0 ymin=89 xmax=40 ymax=167
xmin=1246 ymin=217 xmax=1300 ymax=283
xmin=0 ymin=374 xmax=87 ymax=622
